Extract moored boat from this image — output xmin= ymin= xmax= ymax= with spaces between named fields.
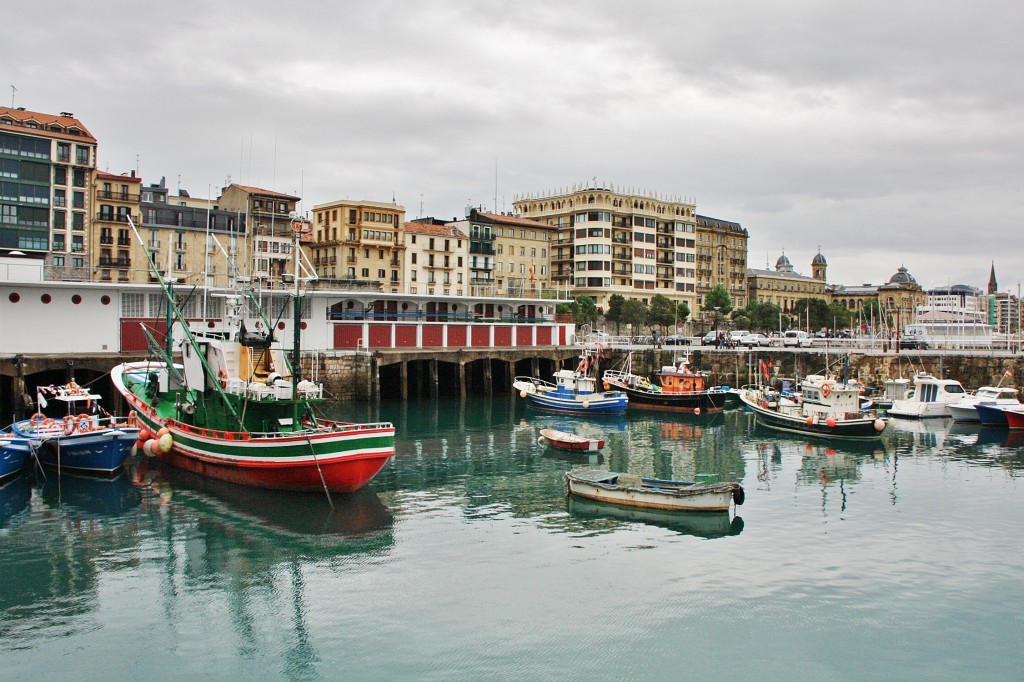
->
xmin=565 ymin=468 xmax=744 ymax=512
xmin=974 ymin=402 xmax=1012 ymax=428
xmin=539 ymin=429 xmax=605 ymax=452
xmin=1003 ymin=406 xmax=1024 ymax=430
xmin=603 ymin=354 xmax=727 ymax=414
xmin=109 ymin=216 xmax=395 ymax=493
xmin=0 ymin=433 xmax=31 ymax=482
xmin=739 ymin=374 xmax=887 ymax=441
xmin=946 ymin=383 xmax=1019 ymax=422
xmin=10 ymin=382 xmax=139 ymax=474
xmin=514 ymin=348 xmax=628 ymax=415
xmin=889 ymin=372 xmax=968 ymax=419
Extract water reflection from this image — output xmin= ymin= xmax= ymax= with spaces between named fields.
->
xmin=1 ymin=469 xmax=142 ymax=648
xmin=0 ymin=473 xmax=31 ymax=529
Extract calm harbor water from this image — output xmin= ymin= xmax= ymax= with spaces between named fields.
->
xmin=2 ymin=397 xmax=1023 ymax=681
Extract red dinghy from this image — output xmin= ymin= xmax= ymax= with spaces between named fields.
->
xmin=539 ymin=429 xmax=605 ymax=452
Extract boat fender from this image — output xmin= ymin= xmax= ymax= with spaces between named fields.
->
xmin=583 ymin=400 xmax=590 ymax=409
xmin=874 ymin=418 xmax=886 ymax=432
xmin=520 ymin=390 xmax=528 ymax=398
xmin=733 ymin=486 xmax=745 ymax=506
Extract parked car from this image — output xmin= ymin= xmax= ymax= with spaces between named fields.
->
xmin=701 ymin=331 xmax=718 ymax=345
xmin=899 ymin=337 xmax=929 ymax=350
xmin=729 ymin=330 xmax=750 ymax=343
xmin=783 ymin=330 xmax=813 ymax=348
xmin=663 ymin=334 xmax=690 ymax=346
xmin=739 ymin=333 xmax=770 ymax=347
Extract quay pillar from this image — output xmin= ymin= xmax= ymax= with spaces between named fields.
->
xmin=530 ymin=357 xmax=539 ymax=380
xmin=429 ymin=359 xmax=438 ymax=399
xmin=400 ymin=361 xmax=409 ymax=401
xmin=483 ymin=360 xmax=493 ymax=397
xmin=458 ymin=362 xmax=466 ymax=400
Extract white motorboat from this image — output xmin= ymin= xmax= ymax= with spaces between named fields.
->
xmin=946 ymin=385 xmax=1019 ymax=422
xmin=889 ymin=372 xmax=968 ymax=419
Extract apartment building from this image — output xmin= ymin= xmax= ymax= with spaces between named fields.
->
xmin=92 ymin=170 xmax=141 ymax=283
xmin=695 ymin=214 xmax=748 ymax=310
xmin=218 ymin=184 xmax=301 ymax=286
xmin=309 ymin=199 xmax=406 ymax=292
xmin=0 ymin=106 xmax=96 ymax=280
xmin=404 ymin=221 xmax=468 ymax=296
xmin=513 ymin=184 xmax=698 ymax=310
xmin=138 ymin=177 xmax=246 ymax=286
xmin=447 ymin=210 xmax=553 ymax=297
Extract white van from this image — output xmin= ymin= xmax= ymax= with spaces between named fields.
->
xmin=783 ymin=330 xmax=812 ymax=348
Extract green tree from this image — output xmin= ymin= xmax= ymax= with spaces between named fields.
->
xmin=743 ymin=300 xmax=784 ymax=333
xmin=604 ymin=294 xmax=626 ymax=334
xmin=792 ymin=298 xmax=832 ymax=331
xmin=570 ymin=295 xmax=599 ymax=329
xmin=648 ymin=294 xmax=682 ymax=332
xmin=827 ymin=302 xmax=853 ymax=333
xmin=619 ymin=298 xmax=649 ymax=332
xmin=702 ymin=285 xmax=732 ymax=314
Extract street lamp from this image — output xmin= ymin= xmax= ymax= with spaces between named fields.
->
xmin=714 ymin=305 xmax=721 ymax=346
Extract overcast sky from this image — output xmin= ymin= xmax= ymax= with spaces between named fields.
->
xmin=5 ymin=1 xmax=1022 ymax=293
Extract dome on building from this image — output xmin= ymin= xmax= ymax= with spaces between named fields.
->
xmin=887 ymin=266 xmax=917 ymax=285
xmin=812 ymin=251 xmax=827 ymax=266
xmin=775 ymin=253 xmax=793 ymax=272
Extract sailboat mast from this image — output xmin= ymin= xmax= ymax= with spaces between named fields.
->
xmin=291 ymin=219 xmax=302 ymax=410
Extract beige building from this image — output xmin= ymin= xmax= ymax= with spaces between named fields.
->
xmin=309 ymin=199 xmax=406 ymax=292
xmin=513 ymin=184 xmax=697 ymax=309
xmin=695 ymin=215 xmax=748 ymax=310
xmin=404 ymin=221 xmax=469 ymax=296
xmin=447 ymin=210 xmax=554 ymax=297
xmin=746 ymin=252 xmax=828 ymax=313
xmin=219 ymin=184 xmax=301 ymax=287
xmin=91 ymin=170 xmax=142 ymax=283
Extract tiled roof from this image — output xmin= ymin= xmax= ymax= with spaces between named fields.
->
xmin=405 ymin=222 xmax=467 ymax=239
xmin=228 ymin=183 xmax=300 ymax=201
xmin=0 ymin=106 xmax=96 ymax=142
xmin=474 ymin=211 xmax=549 ymax=229
xmin=95 ymin=170 xmax=141 ymax=183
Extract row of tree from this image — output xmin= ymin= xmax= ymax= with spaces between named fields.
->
xmin=560 ymin=285 xmax=898 ymax=335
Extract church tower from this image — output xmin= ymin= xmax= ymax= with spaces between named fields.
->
xmin=988 ymin=261 xmax=998 ymax=294
xmin=811 ymin=250 xmax=827 ymax=282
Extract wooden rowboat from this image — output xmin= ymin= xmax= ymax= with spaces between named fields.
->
xmin=565 ymin=468 xmax=744 ymax=512
xmin=539 ymin=429 xmax=605 ymax=452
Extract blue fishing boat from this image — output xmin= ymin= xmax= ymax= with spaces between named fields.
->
xmin=11 ymin=381 xmax=139 ymax=474
xmin=513 ymin=348 xmax=627 ymax=415
xmin=0 ymin=433 xmax=31 ymax=482
xmin=975 ymin=402 xmax=1011 ymax=428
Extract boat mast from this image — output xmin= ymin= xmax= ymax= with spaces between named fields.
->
xmin=291 ymin=218 xmax=302 ymax=416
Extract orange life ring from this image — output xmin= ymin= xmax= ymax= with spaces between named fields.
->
xmin=76 ymin=414 xmax=92 ymax=433
xmin=63 ymin=415 xmax=76 ymax=435
xmin=30 ymin=412 xmax=46 ymax=425
xmin=820 ymin=383 xmax=832 ymax=398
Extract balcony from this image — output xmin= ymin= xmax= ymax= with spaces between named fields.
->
xmin=100 ymin=235 xmax=114 ymax=245
xmin=97 ymin=190 xmax=139 ymax=201
xmin=98 ymin=256 xmax=131 ymax=268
